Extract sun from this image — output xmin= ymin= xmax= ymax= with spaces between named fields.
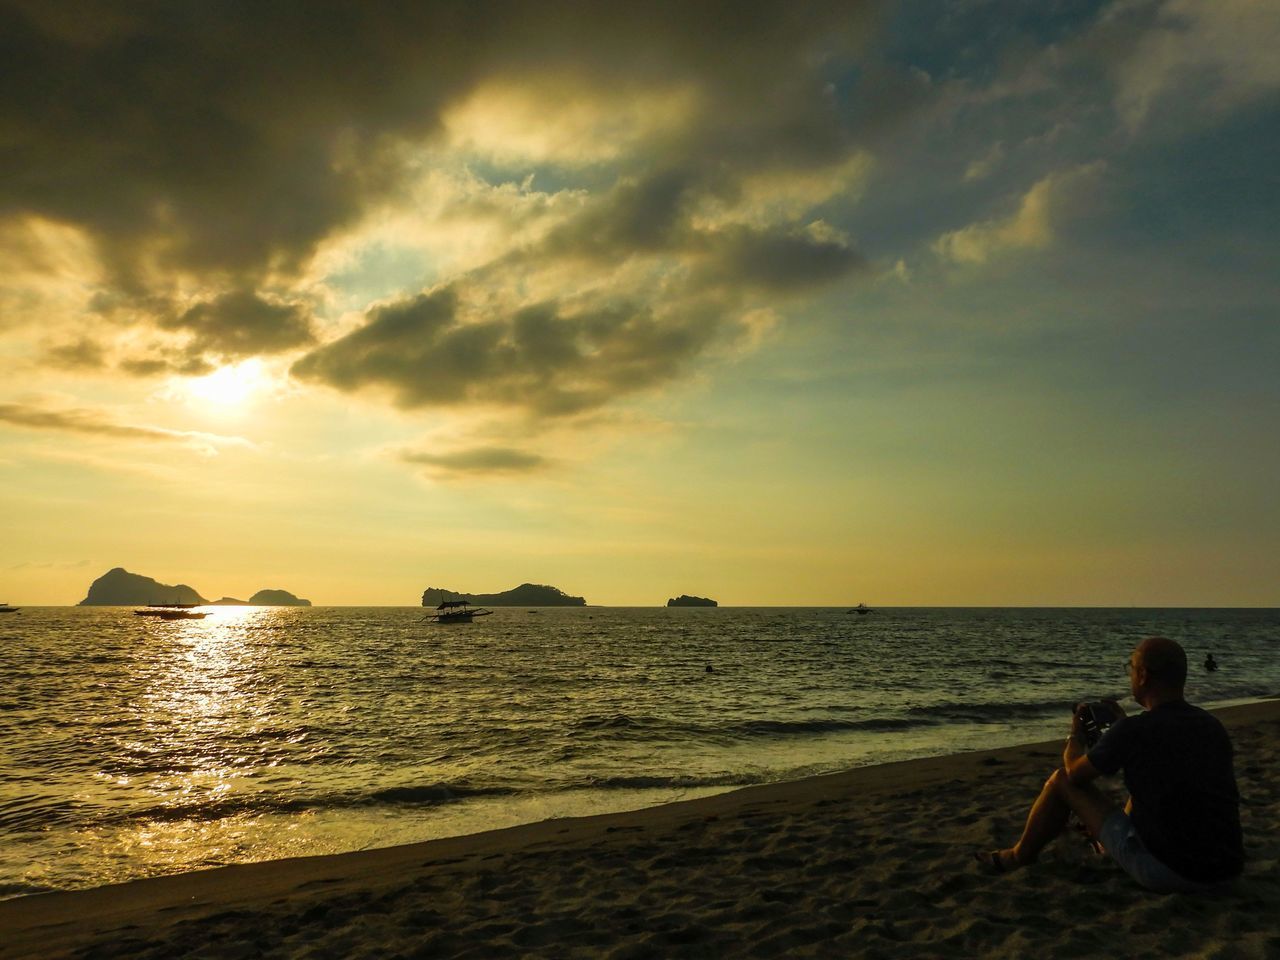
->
xmin=184 ymin=360 xmax=267 ymax=409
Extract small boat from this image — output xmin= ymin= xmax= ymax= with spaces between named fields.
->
xmin=0 ymin=603 xmax=19 ymax=614
xmin=848 ymin=603 xmax=874 ymax=615
xmin=135 ymin=604 xmax=209 ymax=620
xmin=423 ymin=599 xmax=493 ymax=624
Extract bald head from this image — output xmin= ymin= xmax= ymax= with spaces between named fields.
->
xmin=1135 ymin=637 xmax=1187 ymax=690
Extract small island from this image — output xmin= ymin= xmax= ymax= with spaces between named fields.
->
xmin=422 ymin=583 xmax=587 ymax=607
xmin=248 ymin=589 xmax=312 ymax=607
xmin=78 ymin=569 xmax=313 ymax=606
xmin=79 ymin=568 xmax=207 ymax=606
xmin=208 ymin=590 xmax=312 ymax=607
xmin=667 ymin=594 xmax=718 ymax=607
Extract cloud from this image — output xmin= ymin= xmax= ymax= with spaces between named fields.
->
xmin=964 ymin=142 xmax=1006 ymax=182
xmin=7 ymin=559 xmax=91 ymax=570
xmin=293 ymin=156 xmax=868 ymax=419
xmin=162 ymin=290 xmax=315 ymax=360
xmin=442 ymin=80 xmax=702 ymax=168
xmin=0 ymin=0 xmax=893 ymax=418
xmin=401 ymin=445 xmax=547 ymax=477
xmin=0 ymin=6 xmax=872 ymax=281
xmin=1112 ymin=0 xmax=1280 ymax=133
xmin=933 ymin=163 xmax=1104 ymax=265
xmin=0 ymin=401 xmax=250 ymax=454
xmin=698 ymin=222 xmax=865 ymax=293
xmin=292 ymin=285 xmax=730 ymax=417
xmin=42 ymin=337 xmax=108 ymax=370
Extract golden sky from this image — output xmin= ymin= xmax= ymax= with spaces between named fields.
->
xmin=2 ymin=1 xmax=1278 ymax=605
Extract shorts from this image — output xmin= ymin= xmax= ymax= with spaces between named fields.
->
xmin=1098 ymin=811 xmax=1212 ymax=894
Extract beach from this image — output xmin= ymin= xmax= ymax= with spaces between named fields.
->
xmin=2 ymin=700 xmax=1275 ymax=959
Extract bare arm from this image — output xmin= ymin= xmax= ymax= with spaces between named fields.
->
xmin=1063 ymin=707 xmax=1104 ymax=785
xmin=1063 ymin=733 xmax=1102 ymax=785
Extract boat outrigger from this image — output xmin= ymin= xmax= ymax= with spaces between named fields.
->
xmin=423 ymin=599 xmax=493 ymax=624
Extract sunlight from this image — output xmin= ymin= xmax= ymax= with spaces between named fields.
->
xmin=184 ymin=360 xmax=267 ymax=409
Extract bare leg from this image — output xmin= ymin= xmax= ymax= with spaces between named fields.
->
xmin=990 ymin=769 xmax=1119 ymax=870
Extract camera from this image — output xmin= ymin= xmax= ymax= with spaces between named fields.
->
xmin=1075 ymin=701 xmax=1120 ymax=747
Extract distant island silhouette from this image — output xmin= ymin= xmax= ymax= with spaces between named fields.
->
xmin=248 ymin=589 xmax=311 ymax=607
xmin=422 ymin=583 xmax=586 ymax=607
xmin=79 ymin=568 xmax=312 ymax=606
xmin=208 ymin=590 xmax=312 ymax=607
xmin=80 ymin=568 xmax=206 ymax=606
xmin=667 ymin=594 xmax=718 ymax=607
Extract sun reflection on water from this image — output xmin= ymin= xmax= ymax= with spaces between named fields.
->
xmin=110 ymin=607 xmax=299 ymax=877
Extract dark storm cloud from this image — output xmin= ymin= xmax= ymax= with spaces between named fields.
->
xmin=700 ymin=226 xmax=866 ymax=292
xmin=4 ymin=0 xmax=883 ymax=403
xmin=292 ymin=157 xmax=868 ymax=417
xmin=2 ymin=1 xmax=875 ymax=284
xmin=401 ymin=445 xmax=547 ymax=476
xmin=163 ymin=290 xmax=315 ymax=359
xmin=292 ymin=287 xmax=727 ymax=416
xmin=540 ymin=169 xmax=706 ymax=258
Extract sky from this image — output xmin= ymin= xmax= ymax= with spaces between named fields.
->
xmin=2 ymin=0 xmax=1278 ymax=606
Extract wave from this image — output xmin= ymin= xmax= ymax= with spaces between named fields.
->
xmin=3 ymin=770 xmax=782 ymax=835
xmin=582 ymin=772 xmax=765 ymax=790
xmin=133 ymin=780 xmax=520 ymax=823
xmin=571 ymin=712 xmax=921 ymax=740
xmin=0 ymin=881 xmax=59 ymax=900
xmin=0 ymin=780 xmax=521 ymax=833
xmin=0 ymin=794 xmax=92 ymax=831
xmin=368 ymin=783 xmax=516 ymax=805
xmin=570 ymin=705 xmax=1061 ymax=743
xmin=725 ymin=717 xmax=921 ymax=735
xmin=905 ymin=698 xmax=1080 ymax=723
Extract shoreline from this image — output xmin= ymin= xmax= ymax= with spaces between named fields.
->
xmin=2 ymin=699 xmax=1277 ymax=958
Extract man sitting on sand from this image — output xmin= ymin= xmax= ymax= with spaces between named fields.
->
xmin=977 ymin=636 xmax=1244 ymax=892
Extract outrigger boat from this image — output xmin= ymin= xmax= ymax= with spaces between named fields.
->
xmin=848 ymin=603 xmax=874 ymax=615
xmin=0 ymin=603 xmax=19 ymax=614
xmin=134 ymin=604 xmax=209 ymax=620
xmin=423 ymin=599 xmax=493 ymax=624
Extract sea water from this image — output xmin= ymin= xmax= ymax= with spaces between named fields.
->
xmin=1 ymin=606 xmax=1276 ymax=898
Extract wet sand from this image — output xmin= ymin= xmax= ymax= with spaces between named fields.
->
xmin=2 ymin=700 xmax=1276 ymax=959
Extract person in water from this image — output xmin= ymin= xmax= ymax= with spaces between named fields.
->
xmin=976 ymin=637 xmax=1243 ymax=892
xmin=1205 ymin=653 xmax=1218 ymax=671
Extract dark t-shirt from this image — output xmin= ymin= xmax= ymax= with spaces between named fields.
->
xmin=1089 ymin=701 xmax=1243 ymax=882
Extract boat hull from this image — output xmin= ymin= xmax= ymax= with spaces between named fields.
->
xmin=426 ymin=609 xmax=493 ymax=624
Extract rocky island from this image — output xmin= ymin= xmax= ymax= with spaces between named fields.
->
xmin=79 ymin=568 xmax=207 ymax=606
xmin=79 ymin=569 xmax=313 ymax=606
xmin=667 ymin=594 xmax=718 ymax=607
xmin=248 ymin=589 xmax=311 ymax=607
xmin=208 ymin=590 xmax=312 ymax=607
xmin=422 ymin=583 xmax=587 ymax=607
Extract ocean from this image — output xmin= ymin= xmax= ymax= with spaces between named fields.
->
xmin=1 ymin=606 xmax=1276 ymax=898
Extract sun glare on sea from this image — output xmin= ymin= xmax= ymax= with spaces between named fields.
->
xmin=183 ymin=360 xmax=267 ymax=409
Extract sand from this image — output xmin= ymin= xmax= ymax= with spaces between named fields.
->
xmin=2 ymin=700 xmax=1277 ymax=959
